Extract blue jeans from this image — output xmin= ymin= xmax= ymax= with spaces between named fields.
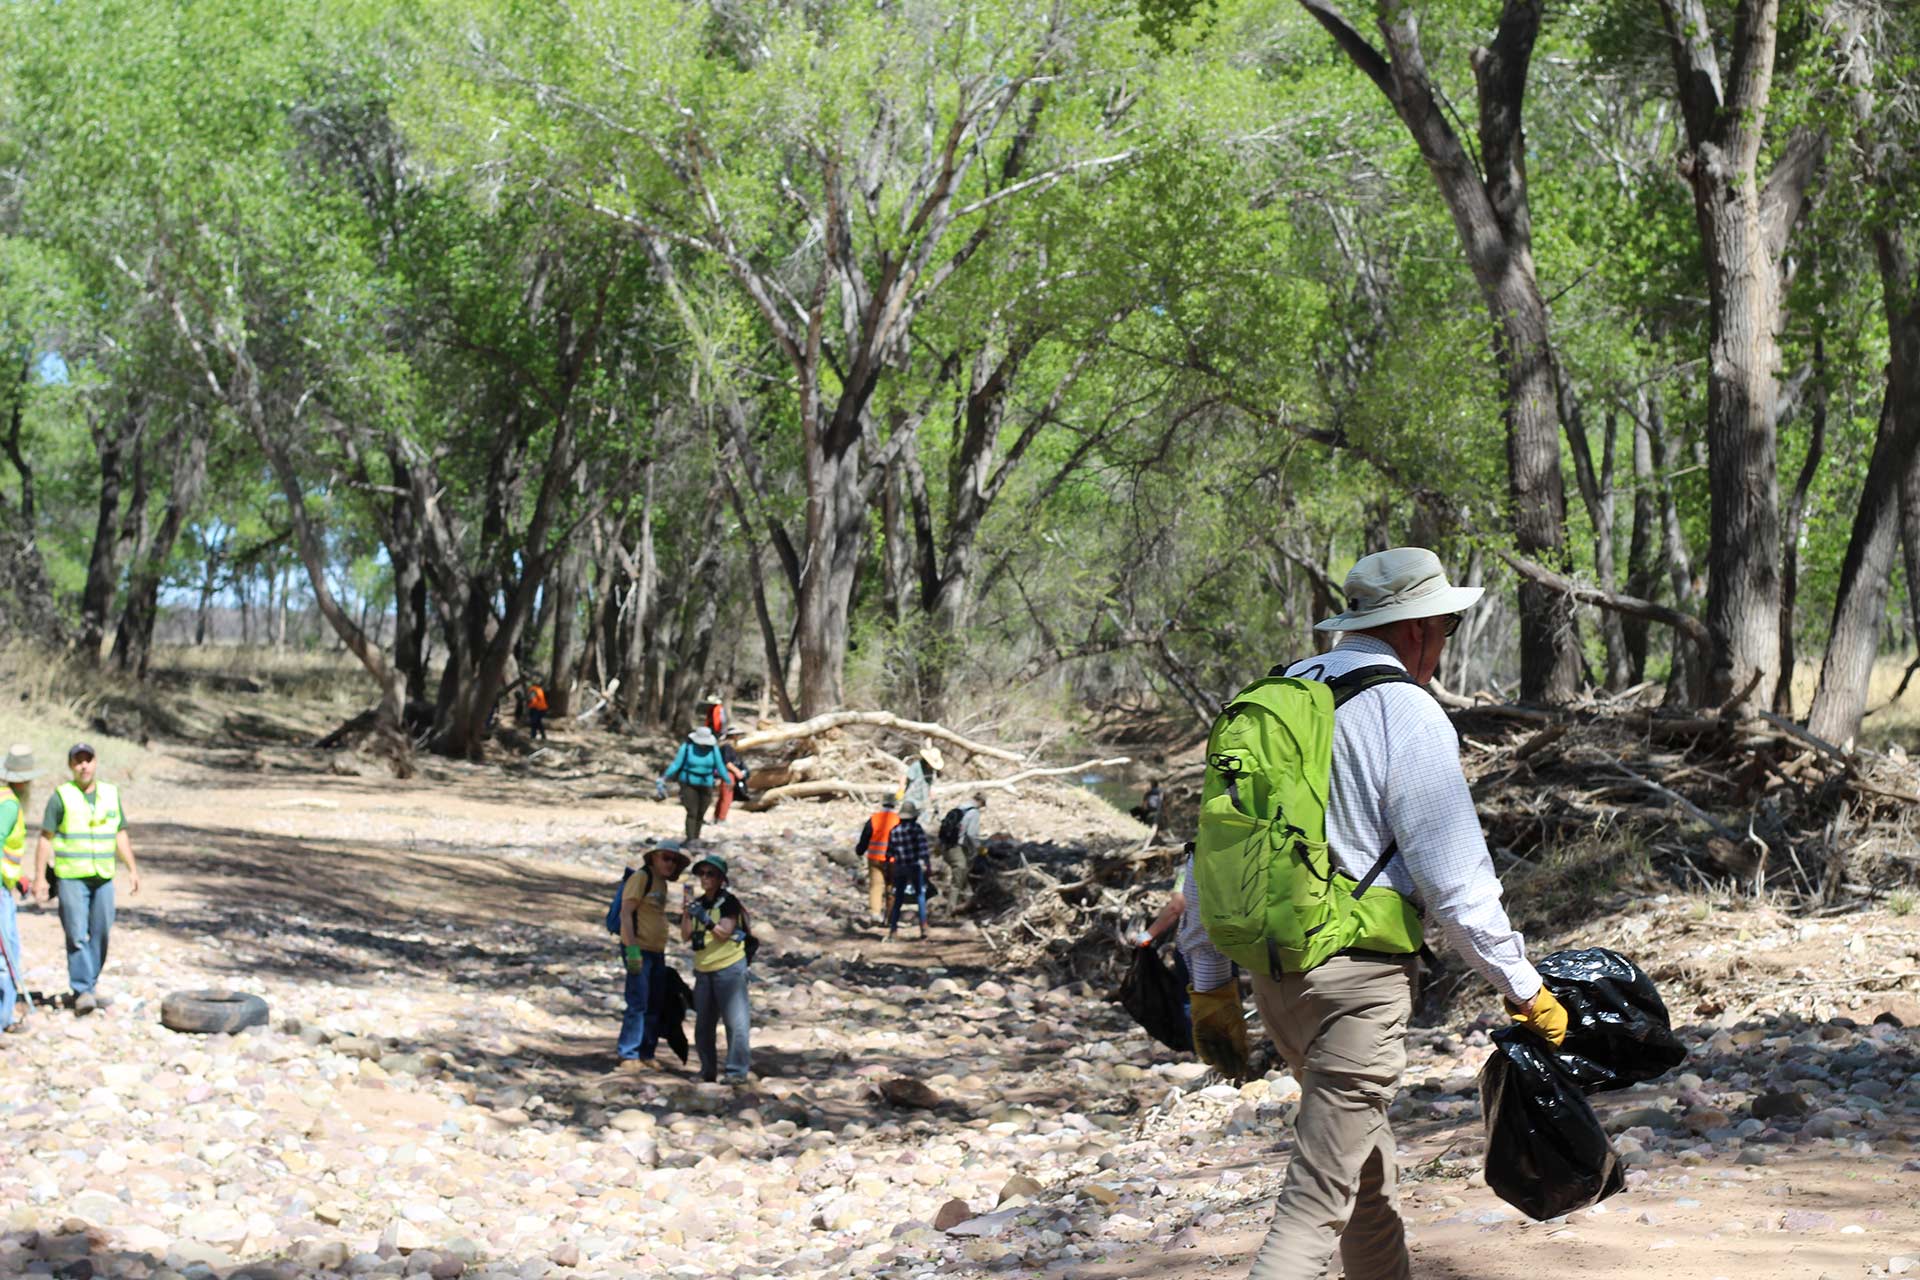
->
xmin=888 ymin=873 xmax=928 ymax=930
xmin=0 ymin=890 xmax=21 ymax=1026
xmin=618 ymin=949 xmax=667 ymax=1060
xmin=56 ymin=876 xmax=114 ymax=994
xmin=693 ymin=959 xmax=750 ymax=1081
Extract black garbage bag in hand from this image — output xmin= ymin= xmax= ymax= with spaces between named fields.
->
xmin=1537 ymin=947 xmax=1688 ymax=1094
xmin=1479 ymin=1025 xmax=1625 ymax=1220
xmin=1117 ymin=945 xmax=1192 ymax=1053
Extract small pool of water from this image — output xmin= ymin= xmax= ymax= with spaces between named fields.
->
xmin=1077 ymin=768 xmax=1154 ymax=816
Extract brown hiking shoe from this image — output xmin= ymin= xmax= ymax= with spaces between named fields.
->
xmin=74 ymin=992 xmax=98 ymax=1016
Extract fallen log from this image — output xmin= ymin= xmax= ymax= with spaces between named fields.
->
xmin=735 ymin=710 xmax=1024 ymax=762
xmin=746 ymin=755 xmax=1134 ymax=808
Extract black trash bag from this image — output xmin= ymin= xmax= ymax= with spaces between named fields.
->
xmin=1537 ymin=947 xmax=1688 ymax=1094
xmin=1479 ymin=1025 xmax=1625 ymax=1220
xmin=1117 ymin=945 xmax=1192 ymax=1052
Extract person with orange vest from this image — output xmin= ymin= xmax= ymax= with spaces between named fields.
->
xmin=526 ymin=680 xmax=550 ymax=741
xmin=854 ymin=797 xmax=902 ymax=925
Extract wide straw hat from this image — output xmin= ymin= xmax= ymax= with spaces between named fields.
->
xmin=1314 ymin=547 xmax=1484 ymax=632
xmin=918 ymin=745 xmax=946 ymax=772
xmin=0 ymin=744 xmax=42 ymax=783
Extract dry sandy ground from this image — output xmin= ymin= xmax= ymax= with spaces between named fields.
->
xmin=4 ymin=729 xmax=1917 ymax=1279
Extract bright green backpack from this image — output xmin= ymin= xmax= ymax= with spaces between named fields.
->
xmin=1194 ymin=663 xmax=1424 ymax=978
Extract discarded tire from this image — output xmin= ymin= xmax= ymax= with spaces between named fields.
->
xmin=160 ymin=989 xmax=270 ymax=1035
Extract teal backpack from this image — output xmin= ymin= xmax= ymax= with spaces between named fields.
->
xmin=1194 ymin=663 xmax=1424 ymax=978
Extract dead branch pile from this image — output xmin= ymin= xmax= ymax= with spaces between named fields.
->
xmin=1451 ymin=687 xmax=1920 ymax=905
xmin=735 ymin=708 xmax=1129 ymax=809
xmin=973 ymin=836 xmax=1185 ymax=982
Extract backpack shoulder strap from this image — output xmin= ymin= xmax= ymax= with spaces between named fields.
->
xmin=1322 ymin=665 xmax=1415 ymax=893
xmin=1324 ymin=664 xmax=1415 ymax=706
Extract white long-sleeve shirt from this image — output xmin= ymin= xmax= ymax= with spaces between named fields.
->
xmin=1283 ymin=634 xmax=1542 ymax=1003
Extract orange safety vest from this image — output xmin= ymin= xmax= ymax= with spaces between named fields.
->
xmin=529 ymin=685 xmax=549 ymax=712
xmin=865 ymin=810 xmax=901 ymax=865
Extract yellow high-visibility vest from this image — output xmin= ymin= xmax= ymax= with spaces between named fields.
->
xmin=51 ymin=782 xmax=121 ymax=880
xmin=0 ymin=800 xmax=23 ymax=890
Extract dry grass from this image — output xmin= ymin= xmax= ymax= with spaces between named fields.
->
xmin=1785 ymin=654 xmax=1920 ymax=751
xmin=0 ymin=642 xmax=159 ymax=787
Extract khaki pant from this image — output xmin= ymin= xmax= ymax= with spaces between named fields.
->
xmin=941 ymin=843 xmax=970 ymax=908
xmin=1246 ymin=954 xmax=1414 ymax=1280
xmin=867 ymin=863 xmax=889 ymax=920
xmin=680 ymin=785 xmax=713 ymax=841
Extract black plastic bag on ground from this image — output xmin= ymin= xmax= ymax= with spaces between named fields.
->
xmin=1479 ymin=1025 xmax=1625 ymax=1220
xmin=1118 ymin=945 xmax=1192 ymax=1053
xmin=1537 ymin=947 xmax=1688 ymax=1094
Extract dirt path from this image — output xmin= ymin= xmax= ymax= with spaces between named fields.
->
xmin=3 ymin=737 xmax=1917 ymax=1280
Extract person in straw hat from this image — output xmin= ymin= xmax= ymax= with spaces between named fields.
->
xmin=0 ymin=744 xmax=43 ymax=1032
xmin=1242 ymin=548 xmax=1564 ymax=1280
xmin=901 ymin=744 xmax=942 ymax=814
xmin=616 ymin=837 xmax=694 ymax=1071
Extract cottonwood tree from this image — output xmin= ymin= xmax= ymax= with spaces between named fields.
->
xmin=1804 ymin=1 xmax=1920 ymax=744
xmin=1653 ymin=0 xmax=1826 ymax=704
xmin=431 ymin=0 xmax=1145 ymax=715
xmin=1279 ymin=0 xmax=1585 ymax=703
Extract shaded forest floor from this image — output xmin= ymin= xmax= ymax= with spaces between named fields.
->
xmin=0 ymin=649 xmax=1915 ymax=1278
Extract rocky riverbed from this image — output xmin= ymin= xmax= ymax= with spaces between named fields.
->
xmin=2 ymin=747 xmax=1918 ymax=1279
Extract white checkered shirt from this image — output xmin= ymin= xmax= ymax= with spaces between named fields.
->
xmin=1284 ymin=634 xmax=1543 ymax=1003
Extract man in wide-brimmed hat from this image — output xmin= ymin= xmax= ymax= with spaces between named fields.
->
xmin=655 ymin=726 xmax=728 ymax=841
xmin=0 ymin=744 xmax=43 ymax=1032
xmin=1242 ymin=548 xmax=1562 ymax=1280
xmin=32 ymin=742 xmax=141 ymax=1016
xmin=616 ymin=838 xmax=693 ymax=1071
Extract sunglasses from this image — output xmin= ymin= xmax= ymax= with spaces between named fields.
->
xmin=1439 ymin=614 xmax=1463 ymax=638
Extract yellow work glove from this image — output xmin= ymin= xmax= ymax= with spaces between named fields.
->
xmin=1506 ymin=986 xmax=1569 ymax=1045
xmin=1189 ymin=984 xmax=1253 ymax=1081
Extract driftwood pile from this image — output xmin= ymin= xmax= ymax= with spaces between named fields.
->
xmin=733 ymin=709 xmax=1128 ymax=808
xmin=972 ymin=836 xmax=1185 ymax=982
xmin=1448 ymin=681 xmax=1920 ymax=905
xmin=968 ymin=680 xmax=1920 ymax=993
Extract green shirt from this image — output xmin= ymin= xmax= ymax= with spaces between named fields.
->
xmin=0 ymin=796 xmax=20 ymax=838
xmin=44 ymin=785 xmax=129 ymax=834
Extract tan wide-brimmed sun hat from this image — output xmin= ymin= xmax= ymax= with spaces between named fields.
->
xmin=0 ymin=744 xmax=42 ymax=783
xmin=918 ymin=745 xmax=946 ymax=772
xmin=1314 ymin=547 xmax=1484 ymax=632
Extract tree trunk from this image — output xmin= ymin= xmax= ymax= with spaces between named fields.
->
xmin=617 ymin=466 xmax=657 ymax=725
xmin=1562 ymin=385 xmax=1629 ymax=688
xmin=1656 ymin=0 xmax=1822 ymax=703
xmin=547 ymin=544 xmax=585 ymax=716
xmin=1776 ymin=339 xmax=1828 ymax=714
xmin=1623 ymin=410 xmax=1659 ymax=684
xmin=114 ymin=423 xmax=210 ymax=677
xmin=1806 ymin=227 xmax=1920 ymax=744
xmin=79 ymin=408 xmax=142 ymax=663
xmin=794 ymin=434 xmax=864 ymax=716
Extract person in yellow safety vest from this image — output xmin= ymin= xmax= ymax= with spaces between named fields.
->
xmin=30 ymin=742 xmax=141 ymax=1016
xmin=854 ymin=797 xmax=902 ymax=925
xmin=0 ymin=744 xmax=44 ymax=1034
